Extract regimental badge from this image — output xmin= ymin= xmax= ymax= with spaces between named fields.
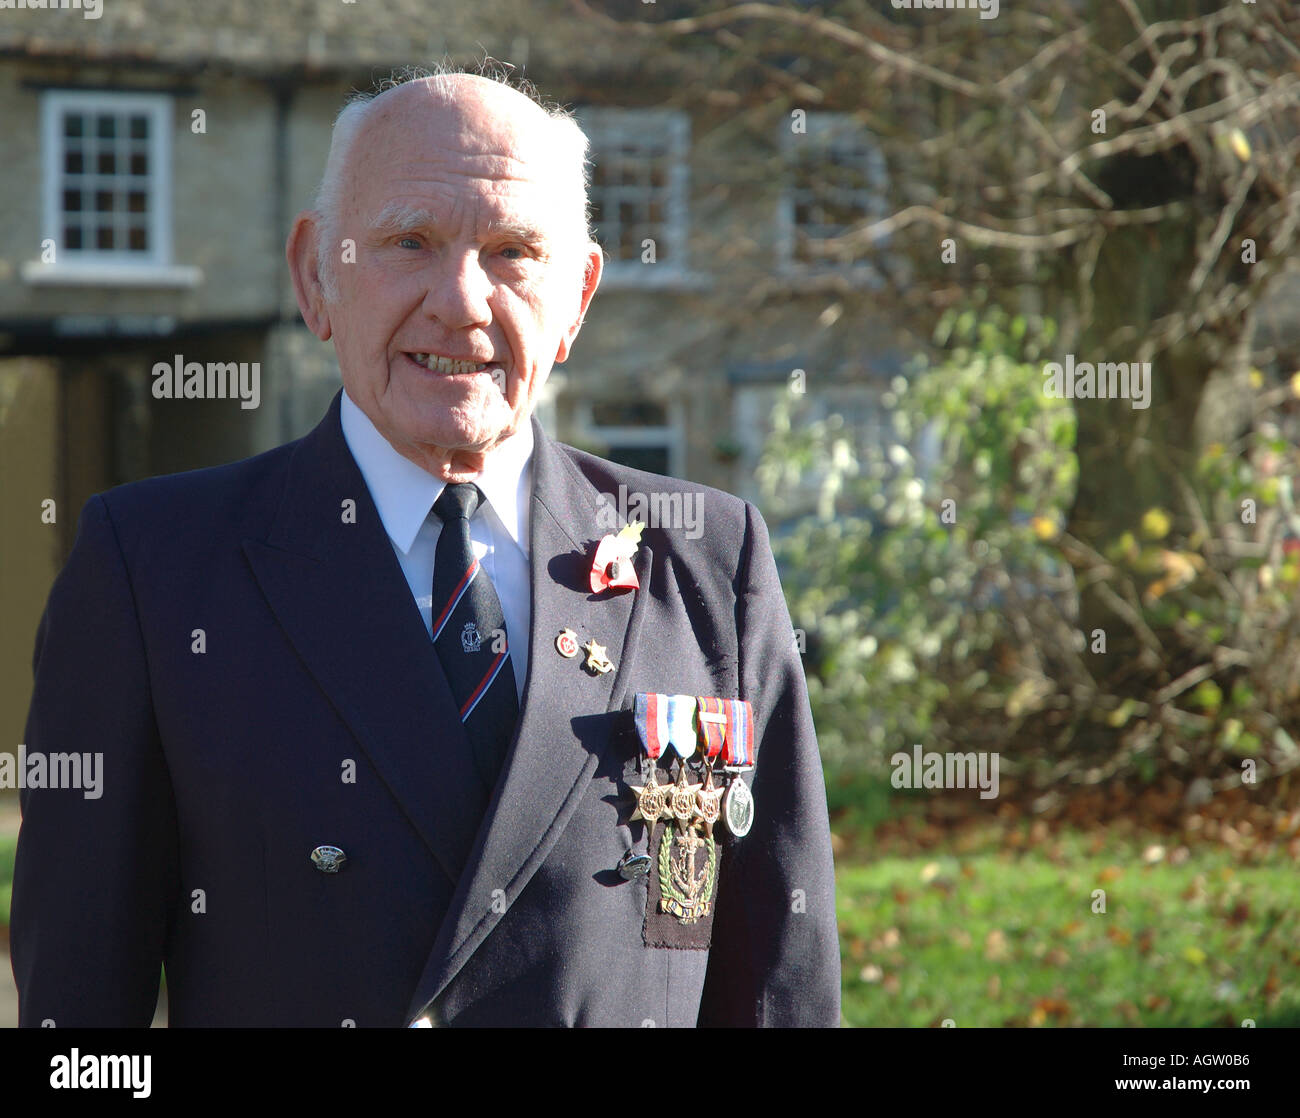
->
xmin=460 ymin=622 xmax=482 ymax=653
xmin=555 ymin=628 xmax=579 ymax=659
xmin=657 ymin=817 xmax=717 ymax=924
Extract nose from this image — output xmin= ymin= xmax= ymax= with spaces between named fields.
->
xmin=420 ymin=247 xmax=493 ymax=329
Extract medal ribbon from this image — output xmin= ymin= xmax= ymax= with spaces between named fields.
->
xmin=665 ymin=694 xmax=698 ymax=759
xmin=721 ymin=699 xmax=755 ymax=768
xmin=633 ymin=692 xmax=668 ymax=760
xmin=695 ymin=695 xmax=727 ymax=759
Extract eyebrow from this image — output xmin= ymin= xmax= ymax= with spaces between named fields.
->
xmin=366 ymin=203 xmax=440 ymax=234
xmin=366 ymin=203 xmax=549 ymax=245
xmin=484 ymin=218 xmax=549 ymax=244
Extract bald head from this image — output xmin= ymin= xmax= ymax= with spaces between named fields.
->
xmin=314 ymin=72 xmax=592 ymax=297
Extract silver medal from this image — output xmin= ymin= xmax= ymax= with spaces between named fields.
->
xmin=722 ymin=777 xmax=754 ymax=838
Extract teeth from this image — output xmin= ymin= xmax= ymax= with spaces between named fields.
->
xmin=413 ymin=354 xmax=488 ymax=375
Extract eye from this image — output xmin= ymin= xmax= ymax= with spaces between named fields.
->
xmin=499 ymin=245 xmax=527 ymax=260
xmin=397 ymin=236 xmax=422 ymax=250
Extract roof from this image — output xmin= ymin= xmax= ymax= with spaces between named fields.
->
xmin=0 ymin=0 xmax=674 ymax=81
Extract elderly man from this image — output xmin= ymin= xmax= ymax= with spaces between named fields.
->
xmin=10 ymin=70 xmax=840 ymax=1027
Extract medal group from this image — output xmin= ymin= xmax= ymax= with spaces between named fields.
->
xmin=631 ymin=694 xmax=755 ymax=932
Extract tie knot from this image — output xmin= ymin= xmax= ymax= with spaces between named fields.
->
xmin=433 ymin=482 xmax=482 ymax=524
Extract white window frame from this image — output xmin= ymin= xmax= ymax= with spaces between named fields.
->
xmin=572 ymin=398 xmax=685 ymax=478
xmin=27 ymin=90 xmax=199 ymax=288
xmin=579 ymin=107 xmax=692 ymax=288
xmin=777 ymin=111 xmax=890 ymax=283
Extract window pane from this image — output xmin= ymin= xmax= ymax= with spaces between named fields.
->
xmin=604 ymin=444 xmax=670 ymax=475
xmin=127 ymin=190 xmax=147 ymax=213
xmin=129 ymin=150 xmax=149 ymax=176
xmin=95 ymin=225 xmax=115 ymax=250
xmin=592 ymin=401 xmax=668 ymax=427
xmin=63 ymin=113 xmax=84 ymax=138
xmin=62 ymin=189 xmax=83 ymax=213
xmin=96 ymin=114 xmax=117 ymax=140
xmin=97 ymin=150 xmax=116 ymax=175
xmin=94 ymin=190 xmax=114 ymax=213
xmin=64 ymin=149 xmax=84 ymax=174
xmin=129 ymin=115 xmax=149 ymax=140
xmin=127 ymin=226 xmax=149 ymax=252
xmin=64 ymin=225 xmax=83 ymax=250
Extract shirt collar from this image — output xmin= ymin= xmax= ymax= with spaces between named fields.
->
xmin=340 ymin=389 xmax=533 ymax=557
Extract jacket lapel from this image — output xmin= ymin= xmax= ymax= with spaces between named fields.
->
xmin=242 ymin=392 xmax=488 ymax=886
xmin=405 ymin=417 xmax=652 ymax=1022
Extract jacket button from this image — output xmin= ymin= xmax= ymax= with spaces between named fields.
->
xmin=311 ymin=845 xmax=347 ymax=873
xmin=618 ymin=850 xmax=652 ymax=880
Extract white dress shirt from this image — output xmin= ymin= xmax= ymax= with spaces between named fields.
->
xmin=340 ymin=390 xmax=532 ymax=701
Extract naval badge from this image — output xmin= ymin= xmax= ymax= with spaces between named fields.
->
xmin=656 ymin=814 xmax=717 ymax=925
xmin=583 ymin=639 xmax=615 ymax=675
xmin=555 ymin=628 xmax=579 ymax=658
xmin=461 ymin=622 xmax=482 ymax=653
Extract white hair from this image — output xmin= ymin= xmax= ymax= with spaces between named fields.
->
xmin=312 ymin=61 xmax=594 ymax=300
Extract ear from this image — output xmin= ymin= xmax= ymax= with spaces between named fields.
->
xmin=286 ymin=211 xmax=333 ymax=341
xmin=554 ymin=243 xmax=604 ymax=364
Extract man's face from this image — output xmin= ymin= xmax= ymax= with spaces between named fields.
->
xmin=293 ymin=78 xmax=601 ymax=477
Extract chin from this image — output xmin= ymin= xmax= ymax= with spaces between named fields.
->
xmin=414 ymin=415 xmax=513 ymax=455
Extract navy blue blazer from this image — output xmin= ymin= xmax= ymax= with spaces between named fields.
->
xmin=10 ymin=391 xmax=840 ymax=1026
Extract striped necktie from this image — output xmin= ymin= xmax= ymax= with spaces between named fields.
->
xmin=431 ymin=483 xmax=518 ymax=790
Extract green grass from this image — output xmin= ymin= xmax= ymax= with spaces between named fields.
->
xmin=0 ymin=832 xmax=14 ymax=934
xmin=2 ymin=806 xmax=1295 ymax=1028
xmin=836 ymin=826 xmax=1300 ymax=1027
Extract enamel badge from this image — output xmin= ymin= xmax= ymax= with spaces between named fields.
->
xmin=555 ymin=628 xmax=579 ymax=658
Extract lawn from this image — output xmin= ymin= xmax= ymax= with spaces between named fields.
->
xmin=836 ymin=824 xmax=1300 ymax=1028
xmin=0 ymin=832 xmax=13 ymax=936
xmin=2 ymin=802 xmax=1296 ymax=1029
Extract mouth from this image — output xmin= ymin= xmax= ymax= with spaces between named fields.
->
xmin=404 ymin=352 xmax=499 ymax=377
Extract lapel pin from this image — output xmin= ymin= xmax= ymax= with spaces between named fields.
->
xmin=583 ymin=639 xmax=615 ymax=675
xmin=590 ymin=521 xmax=643 ymax=594
xmin=555 ymin=628 xmax=579 ymax=658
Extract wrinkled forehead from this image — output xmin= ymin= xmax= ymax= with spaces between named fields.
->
xmin=344 ymin=83 xmax=579 ymax=227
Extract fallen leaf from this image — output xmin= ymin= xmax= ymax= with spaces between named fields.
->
xmin=985 ymin=929 xmax=1009 ymax=961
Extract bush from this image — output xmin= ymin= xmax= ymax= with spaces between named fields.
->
xmin=759 ymin=307 xmax=1300 ymax=796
